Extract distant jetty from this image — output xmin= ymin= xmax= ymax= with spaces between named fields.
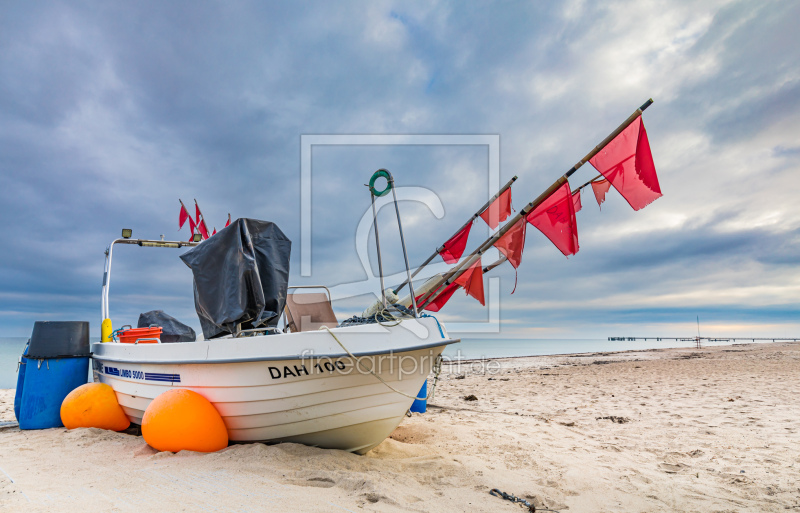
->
xmin=608 ymin=336 xmax=799 ymax=342
xmin=608 ymin=336 xmax=800 ymax=350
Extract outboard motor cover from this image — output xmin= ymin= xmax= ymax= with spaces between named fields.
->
xmin=180 ymin=218 xmax=291 ymax=339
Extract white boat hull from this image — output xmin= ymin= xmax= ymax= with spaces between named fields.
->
xmin=92 ymin=317 xmax=456 ymax=454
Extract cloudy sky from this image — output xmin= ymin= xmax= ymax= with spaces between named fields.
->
xmin=1 ymin=0 xmax=798 ymax=339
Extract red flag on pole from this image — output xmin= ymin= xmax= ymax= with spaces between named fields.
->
xmin=194 ymin=200 xmax=211 ymax=240
xmin=225 ymin=214 xmax=231 ymax=228
xmin=588 ymin=117 xmax=662 ymax=211
xmin=419 ymin=283 xmax=460 ymax=313
xmin=493 ymin=220 xmax=526 ymax=269
xmin=179 ymin=203 xmax=190 ymax=229
xmin=187 ymin=217 xmax=197 ymax=242
xmin=479 ymin=188 xmax=512 ymax=230
xmin=525 ymin=182 xmax=579 ymax=257
xmin=493 ymin=220 xmax=526 ymax=294
xmin=572 ymin=189 xmax=582 ymax=213
xmin=197 ymin=221 xmax=210 ymax=240
xmin=212 ymin=228 xmax=217 ymax=236
xmin=591 ymin=179 xmax=612 ymax=208
xmin=454 ymin=257 xmax=485 ymax=306
xmin=439 ymin=222 xmax=472 ymax=264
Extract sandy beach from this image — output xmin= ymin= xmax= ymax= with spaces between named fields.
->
xmin=1 ymin=342 xmax=798 ymax=512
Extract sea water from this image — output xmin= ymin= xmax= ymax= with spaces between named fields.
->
xmin=0 ymin=336 xmax=771 ymax=390
xmin=1 ymin=337 xmax=27 ymax=389
xmin=440 ymin=337 xmax=749 ymax=360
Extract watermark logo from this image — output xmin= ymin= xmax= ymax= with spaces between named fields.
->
xmin=300 ymin=134 xmax=502 ymax=334
xmin=292 ymin=349 xmax=502 ymax=382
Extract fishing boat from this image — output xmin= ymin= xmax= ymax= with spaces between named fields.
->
xmin=92 ymin=172 xmax=458 ymax=454
xmin=92 ymin=312 xmax=452 ymax=454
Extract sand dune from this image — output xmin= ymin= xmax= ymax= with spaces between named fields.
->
xmin=1 ymin=342 xmax=798 ymax=512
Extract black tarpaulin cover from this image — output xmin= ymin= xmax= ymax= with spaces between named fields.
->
xmin=137 ymin=310 xmax=196 ymax=343
xmin=179 ymin=218 xmax=291 ymax=339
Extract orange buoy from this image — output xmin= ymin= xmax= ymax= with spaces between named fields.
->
xmin=60 ymin=382 xmax=131 ymax=431
xmin=141 ymin=389 xmax=228 ymax=453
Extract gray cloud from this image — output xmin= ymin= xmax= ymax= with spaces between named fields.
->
xmin=0 ymin=1 xmax=798 ymax=339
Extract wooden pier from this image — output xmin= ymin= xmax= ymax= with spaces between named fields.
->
xmin=608 ymin=336 xmax=800 ymax=349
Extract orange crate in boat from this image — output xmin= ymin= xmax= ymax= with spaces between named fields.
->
xmin=118 ymin=327 xmax=162 ymax=344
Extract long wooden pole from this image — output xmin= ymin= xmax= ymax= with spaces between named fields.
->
xmin=482 ymin=255 xmax=507 ymax=274
xmin=393 ymin=175 xmax=518 ymax=295
xmin=418 ymin=99 xmax=654 ymax=309
xmin=574 ymin=173 xmax=604 ymax=192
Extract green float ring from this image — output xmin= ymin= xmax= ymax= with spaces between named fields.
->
xmin=369 ymin=169 xmax=393 ymax=197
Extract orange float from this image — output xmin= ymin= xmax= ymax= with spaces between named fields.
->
xmin=60 ymin=382 xmax=130 ymax=431
xmin=141 ymin=389 xmax=228 ymax=452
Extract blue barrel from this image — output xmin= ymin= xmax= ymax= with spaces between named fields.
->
xmin=410 ymin=379 xmax=427 ymax=413
xmin=14 ymin=321 xmax=90 ymax=430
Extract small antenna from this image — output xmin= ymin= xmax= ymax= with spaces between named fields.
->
xmin=696 ymin=315 xmax=702 ymax=349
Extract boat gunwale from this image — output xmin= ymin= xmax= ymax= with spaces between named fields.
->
xmin=91 ymin=338 xmax=459 ymax=365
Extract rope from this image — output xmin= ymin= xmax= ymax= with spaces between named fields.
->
xmin=427 ymin=353 xmax=443 ymax=402
xmin=337 ymin=305 xmax=405 ymax=328
xmin=384 ymin=308 xmax=445 ymax=401
xmin=319 ymin=326 xmax=426 ymax=401
xmin=489 ymin=489 xmax=560 ymax=512
xmin=386 ymin=304 xmax=445 ymax=339
xmin=418 ymin=312 xmax=445 ymax=339
xmin=372 ymin=307 xmax=444 ymax=401
xmin=338 ymin=303 xmax=445 ymax=340
xmin=330 ymin=307 xmax=446 ymax=402
xmin=374 ymin=306 xmax=403 ymax=327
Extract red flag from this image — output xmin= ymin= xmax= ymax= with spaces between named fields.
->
xmin=454 ymin=258 xmax=485 ymax=306
xmin=197 ymin=220 xmax=210 ymax=240
xmin=439 ymin=222 xmax=472 ymax=264
xmin=525 ymin=182 xmax=579 ymax=257
xmin=225 ymin=214 xmax=231 ymax=228
xmin=419 ymin=283 xmax=460 ymax=313
xmin=493 ymin=220 xmax=526 ymax=294
xmin=493 ymin=220 xmax=526 ymax=269
xmin=193 ymin=201 xmax=210 ymax=239
xmin=187 ymin=217 xmax=197 ymax=242
xmin=591 ymin=179 xmax=612 ymax=208
xmin=212 ymin=228 xmax=217 ymax=236
xmin=479 ymin=188 xmax=512 ymax=230
xmin=588 ymin=117 xmax=661 ymax=211
xmin=179 ymin=203 xmax=190 ymax=229
xmin=572 ymin=190 xmax=582 ymax=213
